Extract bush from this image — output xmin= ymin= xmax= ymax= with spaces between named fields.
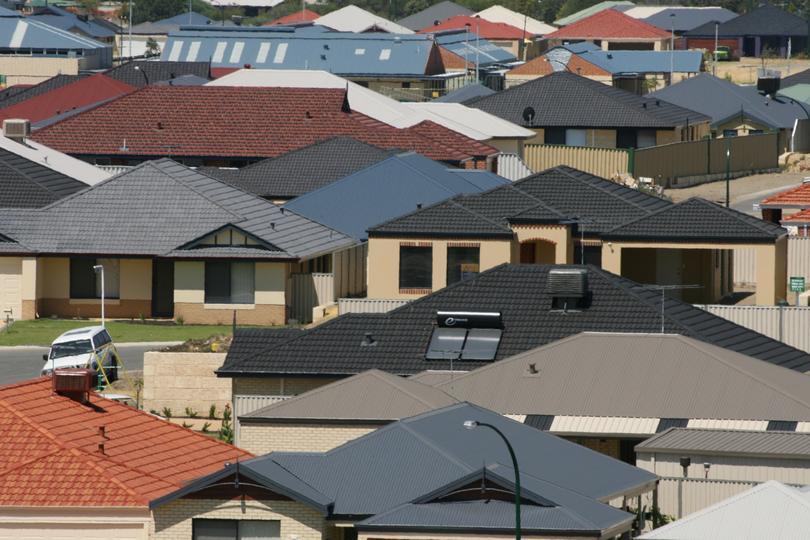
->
xmin=162 ymin=407 xmax=172 ymax=418
xmin=209 ymin=404 xmax=217 ymax=419
xmin=185 ymin=407 xmax=198 ymax=418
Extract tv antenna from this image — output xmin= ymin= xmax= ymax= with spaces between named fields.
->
xmin=641 ymin=284 xmax=702 ymax=334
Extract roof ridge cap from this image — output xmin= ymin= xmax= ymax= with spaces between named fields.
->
xmin=555 ymin=166 xmax=668 ymax=213
xmin=370 ymin=370 xmax=459 ymax=408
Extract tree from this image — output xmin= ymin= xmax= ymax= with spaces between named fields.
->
xmin=124 ymin=0 xmax=185 ymax=25
xmin=145 ymin=37 xmax=161 ymax=57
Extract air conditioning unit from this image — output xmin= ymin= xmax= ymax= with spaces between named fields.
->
xmin=52 ymin=368 xmax=95 ymax=399
xmin=3 ymin=118 xmax=30 ymax=140
xmin=547 ymin=268 xmax=589 ymax=298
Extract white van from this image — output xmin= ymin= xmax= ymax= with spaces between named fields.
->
xmin=41 ymin=326 xmax=119 ymax=382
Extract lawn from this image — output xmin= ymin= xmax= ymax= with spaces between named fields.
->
xmin=0 ymin=319 xmax=233 ymax=347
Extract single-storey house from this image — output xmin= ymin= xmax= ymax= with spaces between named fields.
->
xmin=637 ymin=429 xmax=810 ymax=520
xmin=154 ymin=403 xmax=658 ymax=540
xmin=0 ymin=374 xmax=250 ymax=539
xmin=684 ymin=4 xmax=807 ymax=59
xmin=623 ymin=6 xmax=737 ymax=34
xmin=28 ymin=4 xmax=116 ymax=46
xmin=544 ymin=9 xmax=672 ymax=51
xmin=366 ymin=166 xmax=787 ymax=305
xmin=0 ymin=159 xmax=358 ymax=324
xmin=217 ymin=264 xmax=809 ymax=421
xmin=30 ymin=85 xmax=498 ymax=169
xmin=649 ymin=73 xmax=804 ymax=153
xmin=470 ymin=71 xmax=711 ymax=147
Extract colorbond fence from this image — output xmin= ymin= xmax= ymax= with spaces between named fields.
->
xmin=523 ymin=144 xmax=629 ymax=179
xmin=734 ymin=237 xmax=810 ymax=288
xmin=697 ymin=304 xmax=810 ymax=355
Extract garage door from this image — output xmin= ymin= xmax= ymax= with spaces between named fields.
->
xmin=0 ymin=258 xmax=21 ymax=322
xmin=0 ymin=523 xmax=145 ymax=540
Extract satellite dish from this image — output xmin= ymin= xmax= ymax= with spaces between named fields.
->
xmin=522 ymin=106 xmax=535 ymax=124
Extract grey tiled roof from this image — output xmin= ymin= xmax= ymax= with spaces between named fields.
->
xmin=0 ymin=145 xmax=87 ymax=208
xmin=203 ymin=137 xmax=396 ymax=199
xmin=686 ymin=4 xmax=807 ymax=37
xmin=604 ymin=198 xmax=786 ymax=242
xmin=469 ymin=71 xmax=709 ymax=128
xmin=397 ymin=1 xmax=474 ymax=30
xmin=370 ymin=166 xmax=670 ymax=237
xmin=0 ymin=159 xmax=355 ymax=258
xmin=219 ymin=264 xmax=810 ymax=377
xmin=104 ymin=61 xmax=211 ymax=88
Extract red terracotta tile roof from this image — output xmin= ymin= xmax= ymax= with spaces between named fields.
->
xmin=32 ymin=86 xmax=496 ymax=162
xmin=0 ymin=74 xmax=135 ymax=125
xmin=782 ymin=208 xmax=810 ymax=224
xmin=507 ymin=54 xmax=611 ymax=76
xmin=761 ymin=182 xmax=810 ymax=208
xmin=0 ymin=377 xmax=251 ymax=507
xmin=545 ymin=9 xmax=670 ymax=40
xmin=419 ymin=15 xmax=525 ymax=40
xmin=265 ymin=9 xmax=320 ymax=25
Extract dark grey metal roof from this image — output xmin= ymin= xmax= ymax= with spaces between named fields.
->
xmin=203 ymin=137 xmax=396 ymax=200
xmin=642 ymin=7 xmax=737 ymax=32
xmin=636 ymin=428 xmax=810 ymax=459
xmin=219 ymin=264 xmax=810 ymax=377
xmin=469 ymin=71 xmax=709 ymax=128
xmin=104 ymin=61 xmax=211 ymax=88
xmin=0 ymin=144 xmax=87 ymax=208
xmin=434 ymin=83 xmax=496 ymax=104
xmin=686 ymin=4 xmax=807 ymax=37
xmin=0 ymin=159 xmax=355 ymax=258
xmin=397 ymin=1 xmax=475 ymax=31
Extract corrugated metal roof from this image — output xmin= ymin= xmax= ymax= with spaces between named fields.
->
xmin=637 ymin=428 xmax=810 ymax=459
xmin=432 ymin=30 xmax=517 ymax=65
xmin=162 ymin=25 xmax=435 ymax=76
xmin=639 ymin=481 xmax=810 ymax=539
xmin=551 ymin=416 xmax=659 ymax=436
xmin=476 ymin=5 xmax=556 ymax=36
xmin=315 ymin=5 xmax=414 ymax=34
xmin=436 ymin=333 xmax=810 ymax=422
xmin=554 ymin=1 xmax=634 ymax=26
xmin=580 ymin=49 xmax=703 ymax=74
xmin=0 ymin=16 xmax=108 ymax=50
xmin=687 ymin=419 xmax=769 ymax=431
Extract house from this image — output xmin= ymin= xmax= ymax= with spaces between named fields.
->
xmin=649 ymin=73 xmax=804 ymax=152
xmin=554 ymin=0 xmax=634 ymax=26
xmin=429 ymin=29 xmax=520 ymax=88
xmin=684 ymin=5 xmax=807 ymax=59
xmin=238 ymin=369 xmax=459 ymax=453
xmin=153 ymin=403 xmax=657 ymax=540
xmin=637 ymin=430 xmax=810 ymax=521
xmin=419 ymin=15 xmax=528 ymax=58
xmin=623 ymin=6 xmax=737 ymax=34
xmin=0 ymin=159 xmax=358 ymax=324
xmin=0 ymin=9 xmax=112 ymax=85
xmin=204 ymin=137 xmax=396 ymax=202
xmin=476 ymin=5 xmax=556 ymax=37
xmin=434 ymin=82 xmax=496 ymax=103
xmin=759 ymin=181 xmax=810 ymax=235
xmin=283 ymin=152 xmax=509 ymax=240
xmin=314 ymin=5 xmax=413 ymax=34
xmin=205 ymin=69 xmax=535 ymax=153
xmin=28 ymin=4 xmax=116 ymax=46
xmin=505 ymin=48 xmax=612 ymax=88
xmin=544 ymin=9 xmax=672 ymax=51
xmin=0 ymin=374 xmax=250 ymax=539
xmin=431 ymin=332 xmax=810 ymax=456
xmin=470 ymin=72 xmax=710 ymax=148
xmin=639 ymin=481 xmax=810 ymax=539
xmin=218 ymin=264 xmax=808 ymax=420
xmin=30 ymin=86 xmax=498 ymax=169
xmin=397 ymin=1 xmax=474 ymax=31
xmin=0 ymin=73 xmax=134 ymax=127
xmin=160 ymin=24 xmax=462 ymax=97
xmin=365 ymin=166 xmax=786 ymax=304
xmin=265 ymin=8 xmax=320 ymax=25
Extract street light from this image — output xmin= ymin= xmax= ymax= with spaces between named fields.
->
xmin=133 ymin=65 xmax=149 ymax=85
xmin=463 ymin=420 xmax=521 ymax=540
xmin=93 ymin=265 xmax=105 ymax=328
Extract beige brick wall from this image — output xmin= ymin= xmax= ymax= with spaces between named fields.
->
xmin=153 ymin=498 xmax=324 ymax=540
xmin=143 ymin=353 xmax=231 ymax=414
xmin=239 ymin=423 xmax=381 ymax=454
xmin=233 ymin=377 xmax=339 ymax=397
xmin=174 ymin=302 xmax=286 ymax=325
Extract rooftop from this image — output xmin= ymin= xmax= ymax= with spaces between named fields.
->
xmin=0 ymin=141 xmax=88 ymax=208
xmin=315 ymin=5 xmax=414 ymax=34
xmin=418 ymin=15 xmax=526 ymax=40
xmin=475 ymin=5 xmax=556 ymax=36
xmin=397 ymin=1 xmax=474 ymax=31
xmin=686 ymin=4 xmax=807 ymax=37
xmin=760 ymin=181 xmax=810 ymax=209
xmin=0 ymin=377 xmax=250 ymax=507
xmin=265 ymin=8 xmax=320 ymax=25
xmin=554 ymin=0 xmax=633 ymax=26
xmin=636 ymin=428 xmax=810 ymax=459
xmin=546 ymin=9 xmax=670 ymax=40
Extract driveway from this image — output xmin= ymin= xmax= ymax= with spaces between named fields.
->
xmin=0 ymin=342 xmax=178 ymax=385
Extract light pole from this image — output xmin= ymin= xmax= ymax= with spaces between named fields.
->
xmin=93 ymin=265 xmax=105 ymax=327
xmin=669 ymin=13 xmax=675 ymax=85
xmin=725 ymin=143 xmax=731 ymax=208
xmin=713 ymin=22 xmax=719 ymax=76
xmin=133 ymin=65 xmax=149 ymax=85
xmin=475 ymin=15 xmax=480 ymax=83
xmin=463 ymin=420 xmax=521 ymax=540
xmin=128 ymin=0 xmax=133 ymax=60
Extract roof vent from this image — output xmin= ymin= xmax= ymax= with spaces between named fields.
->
xmin=757 ymin=68 xmax=781 ymax=95
xmin=52 ymin=368 xmax=95 ymax=404
xmin=361 ymin=332 xmax=377 ymax=347
xmin=547 ymin=268 xmax=590 ymax=311
xmin=527 ymin=363 xmax=539 ymax=375
xmin=3 ymin=119 xmax=29 ymax=142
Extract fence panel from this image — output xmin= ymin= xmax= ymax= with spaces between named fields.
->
xmin=733 ymin=247 xmax=757 ymax=285
xmin=655 ymin=477 xmax=773 ymax=519
xmin=708 ymin=133 xmax=778 ymax=175
xmin=697 ymin=304 xmax=810 ymax=354
xmin=497 ymin=153 xmax=533 ymax=181
xmin=338 ymin=297 xmax=411 ymax=315
xmin=523 ymin=144 xmax=629 ymax=179
xmin=288 ymin=272 xmax=334 ymax=324
xmin=634 ymin=139 xmax=709 ymax=183
xmin=733 ymin=237 xmax=810 ymax=288
xmin=333 ymin=244 xmax=367 ymax=299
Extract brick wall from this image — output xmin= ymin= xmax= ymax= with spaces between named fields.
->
xmin=37 ymin=298 xmax=152 ymax=319
xmin=143 ymin=352 xmax=231 ymax=414
xmin=153 ymin=498 xmax=324 ymax=540
xmin=174 ymin=303 xmax=286 ymax=325
xmin=239 ymin=422 xmax=381 ymax=454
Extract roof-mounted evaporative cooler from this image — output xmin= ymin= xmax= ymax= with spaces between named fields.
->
xmin=426 ymin=311 xmax=502 ymax=362
xmin=547 ymin=267 xmax=590 ymax=311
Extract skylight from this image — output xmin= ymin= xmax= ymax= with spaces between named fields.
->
xmin=167 ymin=40 xmax=183 ymax=62
xmin=273 ymin=43 xmax=288 ymax=64
xmin=229 ymin=41 xmax=245 ymax=64
xmin=379 ymin=48 xmax=391 ymax=60
xmin=186 ymin=41 xmax=201 ymax=62
xmin=212 ymin=41 xmax=227 ymax=63
xmin=256 ymin=42 xmax=271 ymax=64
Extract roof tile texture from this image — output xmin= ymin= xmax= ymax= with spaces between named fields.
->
xmin=546 ymin=9 xmax=670 ymax=40
xmin=419 ymin=15 xmax=525 ymax=39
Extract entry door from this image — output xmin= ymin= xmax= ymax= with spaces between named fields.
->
xmin=520 ymin=243 xmax=536 ymax=264
xmin=152 ymin=260 xmax=174 ymax=318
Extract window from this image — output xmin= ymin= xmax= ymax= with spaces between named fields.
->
xmin=565 ymin=129 xmax=587 ymax=147
xmin=70 ymin=258 xmax=120 ymax=299
xmin=399 ymin=246 xmax=432 ymax=289
xmin=722 ymin=129 xmax=738 ymax=138
xmin=204 ymin=261 xmax=255 ymax=304
xmin=544 ymin=127 xmax=565 ymax=145
xmin=193 ymin=519 xmax=280 ymax=540
xmin=92 ymin=330 xmax=112 ymax=349
xmin=446 ymin=246 xmax=479 ymax=285
xmin=402 ymin=81 xmax=411 ymax=89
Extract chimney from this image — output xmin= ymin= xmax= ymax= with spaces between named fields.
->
xmin=52 ymin=368 xmax=95 ymax=404
xmin=3 ymin=119 xmax=30 ymax=143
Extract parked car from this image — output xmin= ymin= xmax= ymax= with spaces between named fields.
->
xmin=715 ymin=45 xmax=732 ymax=61
xmin=41 ymin=326 xmax=119 ymax=383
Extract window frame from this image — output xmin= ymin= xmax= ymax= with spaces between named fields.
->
xmin=192 ymin=518 xmax=281 ymax=540
xmin=446 ymin=246 xmax=480 ymax=286
xmin=399 ymin=245 xmax=433 ymax=290
xmin=69 ymin=257 xmax=121 ymax=300
xmin=204 ymin=261 xmax=256 ymax=305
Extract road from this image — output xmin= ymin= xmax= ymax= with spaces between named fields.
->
xmin=0 ymin=343 xmax=176 ymax=385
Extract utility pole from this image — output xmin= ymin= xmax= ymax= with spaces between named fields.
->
xmin=475 ymin=15 xmax=480 ymax=83
xmin=128 ymin=0 xmax=133 ymax=60
xmin=713 ymin=22 xmax=718 ymax=76
xmin=669 ymin=13 xmax=675 ymax=85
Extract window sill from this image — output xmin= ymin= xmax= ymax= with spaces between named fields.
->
xmin=204 ymin=303 xmax=256 ymax=310
xmin=70 ymin=299 xmax=121 ymax=305
xmin=399 ymin=288 xmax=432 ymax=295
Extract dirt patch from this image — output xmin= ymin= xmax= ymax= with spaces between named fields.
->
xmin=714 ymin=57 xmax=810 ymax=85
xmin=664 ymin=171 xmax=806 ymax=204
xmin=161 ymin=334 xmax=231 ymax=353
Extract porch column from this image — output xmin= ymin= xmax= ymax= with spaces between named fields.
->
xmin=601 ymin=242 xmax=622 ymax=275
xmin=755 ymin=238 xmax=787 ymax=305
